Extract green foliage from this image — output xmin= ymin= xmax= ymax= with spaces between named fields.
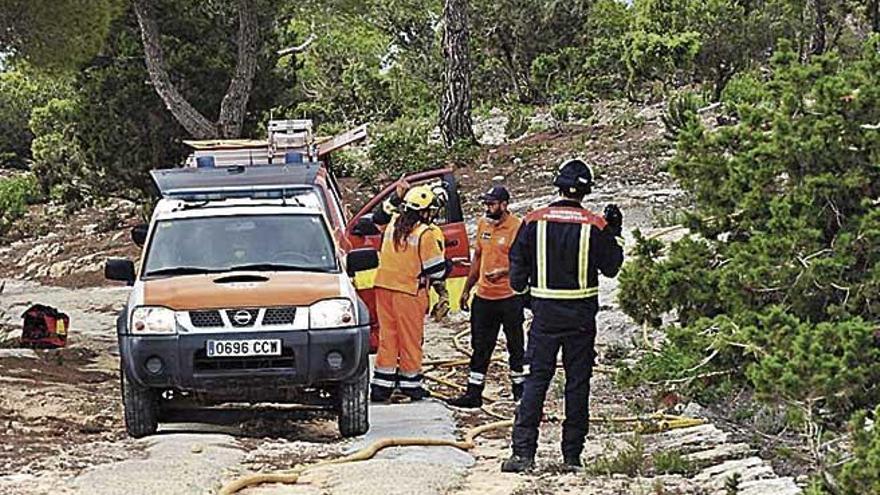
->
xmin=29 ymin=96 xmax=87 ymax=203
xmin=662 ymin=91 xmax=704 ymax=141
xmin=746 ymin=313 xmax=880 ymax=415
xmin=470 ymin=0 xmax=592 ymax=103
xmin=283 ymin=0 xmax=441 ymax=126
xmin=361 ymin=117 xmax=443 ymax=187
xmin=0 ymin=174 xmax=40 ymax=237
xmin=651 ymin=449 xmax=696 ymax=475
xmin=619 ymin=38 xmax=880 ymax=424
xmin=504 ymin=105 xmax=532 ymax=140
xmin=835 ymin=406 xmax=880 ymax=495
xmin=528 ymin=0 xmax=632 ymax=101
xmin=725 ymin=473 xmax=741 ymax=495
xmin=587 ymin=436 xmax=646 ymax=477
xmin=0 ymin=67 xmax=70 ymax=169
xmin=0 ymin=0 xmax=122 ymax=70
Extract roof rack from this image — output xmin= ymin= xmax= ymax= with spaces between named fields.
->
xmin=181 ymin=120 xmax=367 ymax=169
xmin=151 ymin=164 xmax=320 ymax=200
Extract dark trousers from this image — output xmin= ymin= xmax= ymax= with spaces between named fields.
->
xmin=512 ymin=317 xmax=596 ymax=459
xmin=468 ymin=295 xmax=525 ymax=385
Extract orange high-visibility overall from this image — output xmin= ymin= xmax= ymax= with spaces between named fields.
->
xmin=371 ymin=217 xmax=445 ymax=392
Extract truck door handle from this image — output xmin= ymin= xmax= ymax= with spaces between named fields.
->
xmin=446 ymin=239 xmax=459 ymax=247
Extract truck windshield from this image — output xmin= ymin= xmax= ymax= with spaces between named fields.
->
xmin=143 ymin=214 xmax=337 ymax=277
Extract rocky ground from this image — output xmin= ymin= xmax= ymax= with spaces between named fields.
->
xmin=0 ymin=103 xmax=806 ymax=494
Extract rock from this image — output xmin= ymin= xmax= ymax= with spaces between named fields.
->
xmin=49 ymin=259 xmax=76 ymax=278
xmin=650 ymin=424 xmax=729 ymax=453
xmin=693 ymin=457 xmax=775 ymax=492
xmin=681 ymin=402 xmax=708 ymax=418
xmin=473 ymin=108 xmax=508 ymax=146
xmin=684 ymin=443 xmax=751 ymax=464
xmin=737 ymin=477 xmax=801 ymax=495
xmin=0 ymin=349 xmax=38 ymax=359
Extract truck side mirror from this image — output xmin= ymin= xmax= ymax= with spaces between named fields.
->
xmin=346 ymin=248 xmax=379 ymax=276
xmin=351 ymin=215 xmax=380 ymax=236
xmin=105 ymin=258 xmax=136 ymax=285
xmin=131 ymin=224 xmax=148 ymax=247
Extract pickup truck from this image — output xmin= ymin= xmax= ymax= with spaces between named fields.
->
xmin=106 ymin=128 xmax=470 ymax=438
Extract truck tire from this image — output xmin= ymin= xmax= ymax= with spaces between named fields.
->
xmin=120 ymin=367 xmax=159 ymax=438
xmin=338 ymin=365 xmax=369 ymax=437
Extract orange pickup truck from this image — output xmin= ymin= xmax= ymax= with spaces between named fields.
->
xmin=105 ymin=124 xmax=470 ymax=438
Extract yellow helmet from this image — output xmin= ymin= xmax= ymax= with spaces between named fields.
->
xmin=403 ymin=185 xmax=436 ymax=211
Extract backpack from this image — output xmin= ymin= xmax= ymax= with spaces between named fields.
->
xmin=20 ymin=304 xmax=69 ymax=349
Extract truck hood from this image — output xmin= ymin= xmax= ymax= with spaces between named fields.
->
xmin=142 ymin=271 xmax=348 ymax=310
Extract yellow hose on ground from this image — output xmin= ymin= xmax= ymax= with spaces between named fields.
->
xmin=218 ymin=419 xmax=514 ymax=495
xmin=218 ymin=318 xmax=706 ymax=494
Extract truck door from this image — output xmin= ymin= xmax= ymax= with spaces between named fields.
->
xmin=345 ymin=169 xmax=471 ymax=352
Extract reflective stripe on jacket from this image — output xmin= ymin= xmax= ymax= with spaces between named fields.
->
xmin=509 ymin=199 xmax=624 ymax=331
xmin=374 ymin=215 xmax=447 ymax=295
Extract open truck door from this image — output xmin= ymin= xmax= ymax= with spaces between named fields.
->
xmin=345 ymin=168 xmax=471 ymax=352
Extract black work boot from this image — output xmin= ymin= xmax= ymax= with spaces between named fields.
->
xmin=501 ymin=454 xmax=535 ymax=473
xmin=512 ymin=383 xmax=524 ymax=402
xmin=370 ymin=384 xmax=392 ymax=403
xmin=447 ymin=383 xmax=483 ymax=408
xmin=563 ymin=453 xmax=583 ymax=471
xmin=401 ymin=386 xmax=431 ymax=401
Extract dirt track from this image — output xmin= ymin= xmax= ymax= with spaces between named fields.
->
xmin=1 ymin=114 xmax=803 ymax=494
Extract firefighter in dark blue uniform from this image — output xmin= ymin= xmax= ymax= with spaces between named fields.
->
xmin=501 ymin=159 xmax=624 ymax=472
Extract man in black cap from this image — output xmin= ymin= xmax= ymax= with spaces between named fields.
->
xmin=501 ymin=159 xmax=624 ymax=472
xmin=447 ymin=184 xmax=526 ymax=408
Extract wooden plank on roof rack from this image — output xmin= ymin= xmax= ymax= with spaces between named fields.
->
xmin=317 ymin=124 xmax=367 ymax=157
xmin=183 ymin=139 xmax=268 ymax=150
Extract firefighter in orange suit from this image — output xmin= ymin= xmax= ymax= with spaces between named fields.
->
xmin=371 ymin=185 xmax=451 ymax=402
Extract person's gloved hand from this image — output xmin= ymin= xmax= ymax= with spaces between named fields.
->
xmin=603 ymin=204 xmax=623 ymax=236
xmin=430 ymin=282 xmax=450 ymax=322
xmin=431 ymin=297 xmax=450 ymax=322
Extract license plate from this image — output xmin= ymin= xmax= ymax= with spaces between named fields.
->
xmin=206 ymin=339 xmax=281 ymax=358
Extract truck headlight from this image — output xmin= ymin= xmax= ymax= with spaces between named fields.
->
xmin=309 ymin=299 xmax=355 ymax=329
xmin=130 ymin=306 xmax=176 ymax=334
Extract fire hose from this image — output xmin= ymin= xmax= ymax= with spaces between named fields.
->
xmin=219 ymin=330 xmax=704 ymax=494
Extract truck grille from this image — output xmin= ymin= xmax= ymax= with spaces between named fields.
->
xmin=262 ymin=307 xmax=297 ymax=326
xmin=189 ymin=310 xmax=223 ymax=327
xmin=193 ymin=347 xmax=296 ymax=371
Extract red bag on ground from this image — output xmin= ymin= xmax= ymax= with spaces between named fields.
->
xmin=20 ymin=304 xmax=69 ymax=348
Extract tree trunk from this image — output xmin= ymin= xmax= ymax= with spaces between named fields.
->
xmin=133 ymin=0 xmax=259 ymax=139
xmin=809 ymin=0 xmax=827 ymax=56
xmin=871 ymin=0 xmax=880 ymax=34
xmin=218 ymin=0 xmax=259 ymax=138
xmin=440 ymin=0 xmax=475 ymax=147
xmin=132 ymin=0 xmax=217 ymax=139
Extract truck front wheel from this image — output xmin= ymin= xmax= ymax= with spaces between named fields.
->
xmin=338 ymin=365 xmax=369 ymax=437
xmin=120 ymin=367 xmax=159 ymax=438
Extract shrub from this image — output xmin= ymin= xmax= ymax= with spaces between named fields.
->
xmin=0 ymin=174 xmax=41 ymax=237
xmin=618 ymin=38 xmax=880 ymax=427
xmin=652 ymin=449 xmax=696 ymax=475
xmin=361 ymin=117 xmax=444 ymax=188
xmin=835 ymin=406 xmax=880 ymax=495
xmin=504 ymin=105 xmax=532 ymax=140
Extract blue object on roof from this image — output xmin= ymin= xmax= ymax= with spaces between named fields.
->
xmin=284 ymin=151 xmax=305 ymax=164
xmin=196 ymin=156 xmax=216 ymax=168
xmin=150 ymin=163 xmax=321 ymax=200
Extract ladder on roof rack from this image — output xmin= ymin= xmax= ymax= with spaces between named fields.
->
xmin=180 ymin=120 xmax=367 ymax=169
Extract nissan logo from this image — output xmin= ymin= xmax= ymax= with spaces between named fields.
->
xmin=233 ymin=310 xmax=253 ymax=326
